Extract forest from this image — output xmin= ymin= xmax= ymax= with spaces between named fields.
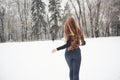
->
xmin=0 ymin=0 xmax=120 ymax=42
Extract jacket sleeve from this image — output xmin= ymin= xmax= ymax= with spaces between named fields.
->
xmin=56 ymin=37 xmax=71 ymax=51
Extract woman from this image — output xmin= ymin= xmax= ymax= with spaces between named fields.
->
xmin=52 ymin=17 xmax=85 ymax=80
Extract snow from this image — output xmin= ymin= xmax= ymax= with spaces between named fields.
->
xmin=0 ymin=37 xmax=120 ymax=80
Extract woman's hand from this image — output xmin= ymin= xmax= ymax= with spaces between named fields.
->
xmin=52 ymin=49 xmax=57 ymax=53
xmin=81 ymin=40 xmax=86 ymax=46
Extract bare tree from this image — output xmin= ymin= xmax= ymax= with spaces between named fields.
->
xmin=94 ymin=0 xmax=101 ymax=37
xmin=69 ymin=0 xmax=88 ymax=37
xmin=15 ymin=0 xmax=31 ymax=41
xmin=86 ymin=0 xmax=94 ymax=37
xmin=69 ymin=0 xmax=81 ymax=27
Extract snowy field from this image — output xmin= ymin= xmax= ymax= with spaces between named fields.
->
xmin=0 ymin=37 xmax=120 ymax=80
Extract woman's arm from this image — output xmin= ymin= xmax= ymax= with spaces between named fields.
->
xmin=57 ymin=37 xmax=71 ymax=50
xmin=52 ymin=36 xmax=71 ymax=53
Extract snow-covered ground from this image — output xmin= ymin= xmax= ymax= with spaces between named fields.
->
xmin=0 ymin=37 xmax=120 ymax=80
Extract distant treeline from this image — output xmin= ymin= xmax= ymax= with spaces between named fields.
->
xmin=0 ymin=0 xmax=120 ymax=43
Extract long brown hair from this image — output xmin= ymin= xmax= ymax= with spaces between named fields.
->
xmin=64 ymin=17 xmax=84 ymax=50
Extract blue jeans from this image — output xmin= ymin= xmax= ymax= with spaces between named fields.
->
xmin=65 ymin=47 xmax=81 ymax=80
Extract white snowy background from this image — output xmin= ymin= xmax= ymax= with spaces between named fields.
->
xmin=0 ymin=37 xmax=120 ymax=80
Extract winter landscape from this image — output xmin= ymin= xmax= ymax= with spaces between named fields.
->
xmin=0 ymin=0 xmax=120 ymax=80
xmin=0 ymin=36 xmax=120 ymax=80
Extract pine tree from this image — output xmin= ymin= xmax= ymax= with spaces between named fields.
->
xmin=0 ymin=4 xmax=5 ymax=42
xmin=31 ymin=0 xmax=46 ymax=40
xmin=111 ymin=0 xmax=120 ymax=36
xmin=59 ymin=2 xmax=72 ymax=37
xmin=62 ymin=2 xmax=72 ymax=24
xmin=48 ymin=0 xmax=62 ymax=39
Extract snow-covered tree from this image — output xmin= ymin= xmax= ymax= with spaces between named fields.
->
xmin=0 ymin=2 xmax=5 ymax=42
xmin=110 ymin=0 xmax=120 ymax=36
xmin=31 ymin=0 xmax=46 ymax=40
xmin=48 ymin=0 xmax=62 ymax=39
